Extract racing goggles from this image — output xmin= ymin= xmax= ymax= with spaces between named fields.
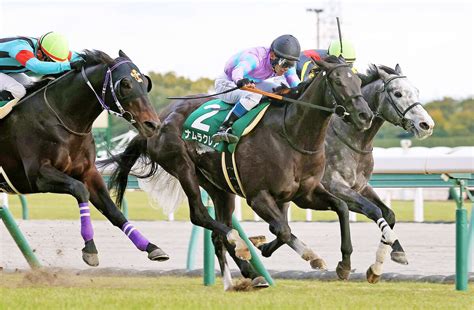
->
xmin=272 ymin=57 xmax=296 ymax=69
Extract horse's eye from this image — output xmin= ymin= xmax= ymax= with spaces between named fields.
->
xmin=334 ymin=79 xmax=343 ymax=86
xmin=394 ymin=91 xmax=402 ymax=98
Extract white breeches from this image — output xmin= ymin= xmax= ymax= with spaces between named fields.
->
xmin=0 ymin=73 xmax=33 ymax=99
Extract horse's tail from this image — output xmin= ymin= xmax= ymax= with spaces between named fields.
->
xmin=137 ymin=165 xmax=187 ymax=215
xmin=98 ymin=136 xmax=157 ymax=208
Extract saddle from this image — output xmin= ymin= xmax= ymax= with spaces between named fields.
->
xmin=0 ymin=91 xmax=19 ymax=119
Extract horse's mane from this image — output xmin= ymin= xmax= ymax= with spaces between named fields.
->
xmin=79 ymin=49 xmax=114 ymax=67
xmin=24 ymin=50 xmax=113 ymax=97
xmin=360 ymin=64 xmax=399 ymax=86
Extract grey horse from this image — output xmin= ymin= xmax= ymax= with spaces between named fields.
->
xmin=322 ymin=64 xmax=434 ymax=283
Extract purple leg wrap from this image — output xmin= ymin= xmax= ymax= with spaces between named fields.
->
xmin=79 ymin=202 xmax=94 ymax=242
xmin=122 ymin=222 xmax=149 ymax=251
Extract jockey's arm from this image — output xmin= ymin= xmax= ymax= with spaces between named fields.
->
xmin=10 ymin=43 xmax=72 ymax=75
xmin=231 ymin=54 xmax=259 ymax=83
xmin=284 ymin=67 xmax=300 ymax=88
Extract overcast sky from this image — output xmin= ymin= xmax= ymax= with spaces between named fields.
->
xmin=0 ymin=0 xmax=472 ymax=102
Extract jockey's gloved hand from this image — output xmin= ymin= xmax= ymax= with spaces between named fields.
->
xmin=70 ymin=59 xmax=86 ymax=71
xmin=236 ymin=78 xmax=254 ymax=88
xmin=273 ymin=82 xmax=290 ymax=93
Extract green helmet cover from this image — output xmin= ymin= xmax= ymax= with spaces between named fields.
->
xmin=328 ymin=39 xmax=356 ymax=62
xmin=39 ymin=32 xmax=70 ymax=62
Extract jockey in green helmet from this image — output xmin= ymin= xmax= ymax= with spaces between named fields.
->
xmin=296 ymin=39 xmax=357 ymax=81
xmin=328 ymin=39 xmax=356 ymax=65
xmin=0 ymin=32 xmax=84 ymax=118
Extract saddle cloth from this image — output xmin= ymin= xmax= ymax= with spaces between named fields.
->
xmin=181 ymin=98 xmax=270 ymax=153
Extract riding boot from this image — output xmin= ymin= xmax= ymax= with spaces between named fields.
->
xmin=212 ymin=110 xmax=240 ymax=143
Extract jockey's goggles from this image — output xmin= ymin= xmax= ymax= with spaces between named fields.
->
xmin=277 ymin=58 xmax=296 ymax=69
xmin=271 ymin=57 xmax=296 ymax=69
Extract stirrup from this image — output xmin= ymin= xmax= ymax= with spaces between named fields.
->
xmin=0 ymin=98 xmax=20 ymax=119
xmin=212 ymin=128 xmax=239 ymax=144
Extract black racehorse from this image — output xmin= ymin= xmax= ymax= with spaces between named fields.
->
xmin=104 ymin=56 xmax=373 ymax=289
xmin=0 ymin=50 xmax=169 ymax=267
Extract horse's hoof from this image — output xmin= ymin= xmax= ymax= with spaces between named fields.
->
xmin=82 ymin=251 xmax=99 ymax=267
xmin=366 ymin=266 xmax=381 ymax=284
xmin=391 ymin=251 xmax=408 ymax=265
xmin=148 ymin=248 xmax=170 ymax=262
xmin=251 ymin=276 xmax=270 ymax=289
xmin=310 ymin=258 xmax=328 ymax=270
xmin=336 ymin=261 xmax=351 ymax=280
xmin=248 ymin=235 xmax=266 ymax=249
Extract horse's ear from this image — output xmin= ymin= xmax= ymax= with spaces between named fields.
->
xmin=119 ymin=50 xmax=131 ymax=60
xmin=145 ymin=75 xmax=153 ymax=92
xmin=375 ymin=65 xmax=390 ymax=81
xmin=368 ymin=63 xmax=377 ymax=73
xmin=314 ymin=59 xmax=329 ymax=71
xmin=395 ymin=64 xmax=403 ymax=75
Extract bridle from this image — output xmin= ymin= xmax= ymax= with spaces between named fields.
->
xmin=376 ymin=75 xmax=421 ymax=128
xmin=43 ymin=59 xmax=140 ymax=136
xmin=81 ymin=60 xmax=136 ymax=124
xmin=282 ymin=64 xmax=364 ymax=155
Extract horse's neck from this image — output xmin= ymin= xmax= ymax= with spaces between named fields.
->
xmin=332 ymin=115 xmax=384 ymax=149
xmin=331 ymin=81 xmax=386 ymax=150
xmin=285 ymin=77 xmax=333 ymax=149
xmin=49 ymin=66 xmax=106 ymax=132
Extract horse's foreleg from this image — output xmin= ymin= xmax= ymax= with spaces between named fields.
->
xmin=360 ymin=185 xmax=408 ymax=266
xmin=84 ymin=169 xmax=169 ymax=262
xmin=328 ymin=183 xmax=396 ymax=283
xmin=36 ymin=164 xmax=99 ymax=267
xmin=294 ymin=184 xmax=353 ymax=280
xmin=248 ymin=193 xmax=296 ymax=258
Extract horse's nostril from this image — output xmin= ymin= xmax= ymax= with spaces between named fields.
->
xmin=359 ymin=112 xmax=372 ymax=122
xmin=419 ymin=122 xmax=430 ymax=131
xmin=144 ymin=121 xmax=159 ymax=132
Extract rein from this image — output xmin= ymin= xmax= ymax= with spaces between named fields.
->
xmin=167 ymin=86 xmax=240 ymax=100
xmin=281 ymin=64 xmax=363 ymax=155
xmin=377 ymin=75 xmax=421 ymax=127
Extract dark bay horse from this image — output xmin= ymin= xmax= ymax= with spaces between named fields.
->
xmin=0 ymin=50 xmax=168 ymax=267
xmin=322 ymin=64 xmax=434 ymax=282
xmin=104 ymin=56 xmax=373 ymax=289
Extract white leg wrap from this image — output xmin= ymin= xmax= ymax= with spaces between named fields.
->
xmin=372 ymin=242 xmax=391 ymax=275
xmin=377 ymin=218 xmax=397 ymax=244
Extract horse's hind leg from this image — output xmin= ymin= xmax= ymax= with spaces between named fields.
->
xmin=294 ymin=184 xmax=353 ymax=280
xmin=84 ymin=169 xmax=169 ymax=262
xmin=158 ymin=155 xmax=251 ymax=261
xmin=361 ymin=186 xmax=408 ymax=265
xmin=36 ymin=164 xmax=99 ymax=267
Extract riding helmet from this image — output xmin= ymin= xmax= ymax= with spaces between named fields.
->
xmin=39 ymin=32 xmax=71 ymax=62
xmin=270 ymin=35 xmax=301 ymax=61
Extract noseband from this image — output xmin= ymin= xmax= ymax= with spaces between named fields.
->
xmin=377 ymin=75 xmax=421 ymax=128
xmin=82 ymin=60 xmax=136 ymax=124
